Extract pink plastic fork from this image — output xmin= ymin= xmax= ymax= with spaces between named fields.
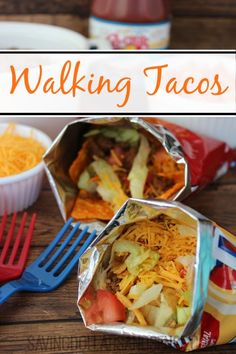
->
xmin=0 ymin=212 xmax=36 ymax=283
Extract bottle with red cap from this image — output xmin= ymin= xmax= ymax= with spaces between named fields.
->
xmin=89 ymin=0 xmax=171 ymax=50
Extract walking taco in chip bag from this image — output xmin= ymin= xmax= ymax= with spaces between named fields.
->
xmin=43 ymin=117 xmax=234 ymax=231
xmin=78 ymin=199 xmax=236 ymax=351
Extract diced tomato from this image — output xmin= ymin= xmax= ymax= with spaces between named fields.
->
xmin=180 ymin=268 xmax=187 ymax=278
xmin=79 ymin=285 xmax=96 ymax=309
xmin=96 ymin=289 xmax=126 ymax=323
xmin=83 ymin=289 xmax=126 ymax=325
xmin=84 ymin=301 xmax=103 ymax=324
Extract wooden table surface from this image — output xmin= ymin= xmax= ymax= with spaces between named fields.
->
xmin=0 ymin=166 xmax=236 ymax=354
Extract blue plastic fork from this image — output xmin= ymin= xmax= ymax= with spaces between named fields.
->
xmin=0 ymin=218 xmax=97 ymax=304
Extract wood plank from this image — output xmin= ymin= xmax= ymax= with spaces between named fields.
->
xmin=0 ymin=321 xmax=234 ymax=354
xmin=185 ymin=184 xmax=236 ymax=234
xmin=0 ymin=0 xmax=236 ymax=17
xmin=215 ymin=168 xmax=236 ymax=185
xmin=2 ymin=180 xmax=235 ymax=248
xmin=172 ymin=0 xmax=236 ymax=18
xmin=0 ymin=256 xmax=80 ymax=324
xmin=0 ymin=0 xmax=91 ymax=16
xmin=171 ymin=17 xmax=236 ymax=49
xmin=0 ymin=14 xmax=235 ymax=49
xmin=2 ymin=168 xmax=236 ymax=248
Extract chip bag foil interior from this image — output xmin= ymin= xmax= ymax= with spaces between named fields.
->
xmin=43 ymin=117 xmax=234 ymax=231
xmin=77 ymin=199 xmax=236 ymax=351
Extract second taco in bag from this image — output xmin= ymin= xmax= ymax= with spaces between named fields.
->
xmin=77 ymin=198 xmax=236 ymax=352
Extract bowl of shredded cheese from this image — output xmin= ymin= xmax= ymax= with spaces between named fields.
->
xmin=0 ymin=123 xmax=52 ymax=215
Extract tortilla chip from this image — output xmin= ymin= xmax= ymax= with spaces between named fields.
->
xmin=69 ymin=139 xmax=91 ymax=184
xmin=172 ymin=170 xmax=185 ymax=183
xmin=71 ymin=197 xmax=114 ymax=221
xmin=157 ymin=170 xmax=185 ymax=183
xmin=159 ymin=182 xmax=184 ymax=200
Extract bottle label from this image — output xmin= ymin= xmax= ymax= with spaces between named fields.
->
xmin=89 ymin=16 xmax=171 ymax=49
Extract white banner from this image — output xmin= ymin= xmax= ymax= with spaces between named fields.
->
xmin=0 ymin=51 xmax=235 ymax=114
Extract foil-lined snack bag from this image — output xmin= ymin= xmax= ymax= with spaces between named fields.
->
xmin=43 ymin=117 xmax=234 ymax=231
xmin=77 ymin=199 xmax=236 ymax=351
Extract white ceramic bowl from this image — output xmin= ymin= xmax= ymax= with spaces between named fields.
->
xmin=0 ymin=21 xmax=110 ymax=49
xmin=0 ymin=123 xmax=52 ymax=215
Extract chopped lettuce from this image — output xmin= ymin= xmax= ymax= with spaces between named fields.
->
xmin=77 ymin=168 xmax=97 ymax=193
xmin=176 ymin=306 xmax=191 ymax=325
xmin=128 ymin=134 xmax=151 ymax=198
xmin=83 ymin=128 xmax=100 ymax=137
xmin=130 ymin=284 xmax=163 ymax=310
xmin=177 ymin=224 xmax=196 ymax=237
xmin=91 ymin=159 xmax=128 ymax=211
xmin=182 ymin=290 xmax=192 ymax=307
xmin=128 ymin=283 xmax=149 ymax=300
xmin=140 ymin=252 xmax=160 ymax=272
xmin=84 ymin=127 xmax=140 ymax=145
xmin=154 ymin=301 xmax=174 ymax=327
xmin=112 ymin=240 xmax=141 ymax=275
xmin=142 ymin=301 xmax=174 ymax=327
xmin=112 ymin=239 xmax=159 ymax=276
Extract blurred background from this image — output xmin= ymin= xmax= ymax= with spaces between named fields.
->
xmin=0 ymin=0 xmax=235 ymax=48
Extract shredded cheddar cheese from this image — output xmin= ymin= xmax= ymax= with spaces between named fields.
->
xmin=120 ymin=218 xmax=196 ymax=263
xmin=0 ymin=124 xmax=45 ymax=177
xmin=105 ymin=215 xmax=197 ymax=328
xmin=111 ymin=216 xmax=196 ymax=297
xmin=116 ymin=291 xmax=147 ymax=326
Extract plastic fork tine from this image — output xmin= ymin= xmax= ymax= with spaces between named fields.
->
xmin=8 ymin=212 xmax=28 ymax=265
xmin=0 ymin=212 xmax=17 ymax=263
xmin=0 ymin=219 xmax=97 ymax=304
xmin=0 ymin=212 xmax=36 ymax=283
xmin=17 ymin=213 xmax=37 ymax=268
xmin=52 ymin=225 xmax=89 ymax=274
xmin=0 ymin=212 xmax=7 ymax=244
xmin=34 ymin=217 xmax=74 ymax=265
xmin=59 ymin=229 xmax=97 ymax=278
xmin=44 ymin=221 xmax=81 ymax=270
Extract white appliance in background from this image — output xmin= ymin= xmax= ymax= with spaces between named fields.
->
xmin=159 ymin=117 xmax=236 ymax=148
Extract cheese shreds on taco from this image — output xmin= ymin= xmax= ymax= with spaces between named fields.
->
xmin=69 ymin=126 xmax=185 ymax=221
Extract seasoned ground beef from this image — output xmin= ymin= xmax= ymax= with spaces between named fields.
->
xmin=106 ymin=271 xmax=120 ymax=293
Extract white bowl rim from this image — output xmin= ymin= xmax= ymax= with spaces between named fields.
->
xmin=0 ymin=123 xmax=52 ymax=185
xmin=0 ymin=20 xmax=88 ymax=45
